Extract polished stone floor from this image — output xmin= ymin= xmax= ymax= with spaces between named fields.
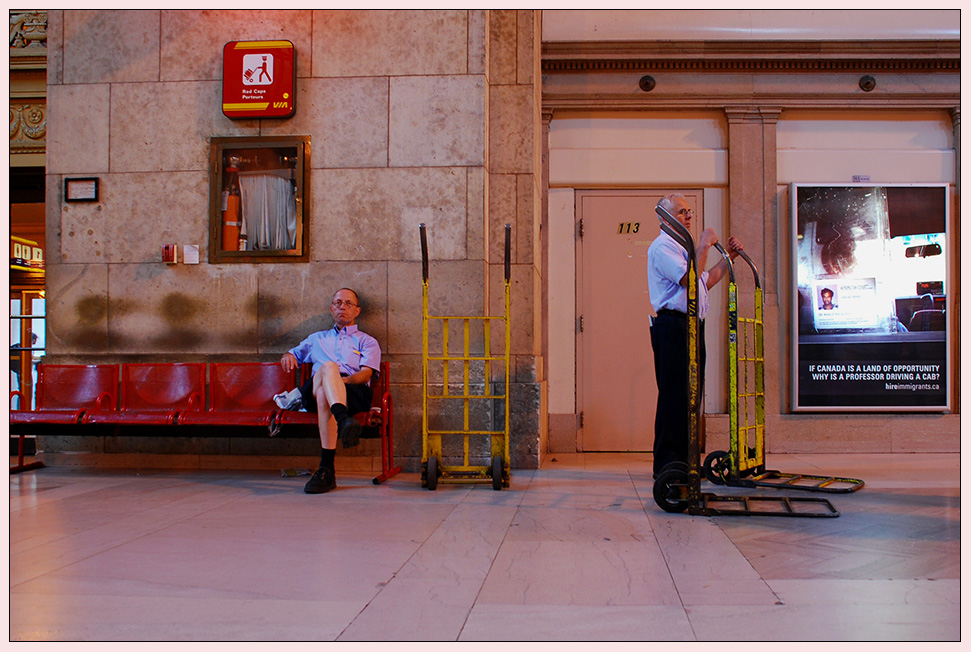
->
xmin=8 ymin=452 xmax=959 ymax=641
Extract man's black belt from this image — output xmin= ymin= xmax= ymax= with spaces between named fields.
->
xmin=656 ymin=308 xmax=686 ymax=318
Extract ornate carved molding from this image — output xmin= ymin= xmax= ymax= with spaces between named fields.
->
xmin=10 ymin=11 xmax=47 ymax=49
xmin=10 ymin=101 xmax=47 ymax=154
xmin=542 ymin=39 xmax=959 ymax=112
xmin=542 ymin=39 xmax=959 ymax=73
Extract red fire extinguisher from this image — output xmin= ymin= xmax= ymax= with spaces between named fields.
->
xmin=221 ymin=165 xmax=242 ymax=251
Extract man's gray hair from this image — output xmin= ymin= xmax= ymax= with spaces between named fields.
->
xmin=657 ymin=193 xmax=686 ymax=214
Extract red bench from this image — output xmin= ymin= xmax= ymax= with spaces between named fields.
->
xmin=9 ymin=360 xmax=401 ymax=484
xmin=9 ymin=363 xmax=118 ymax=473
xmin=83 ymin=363 xmax=206 ymax=426
xmin=178 ymin=362 xmax=294 ymax=428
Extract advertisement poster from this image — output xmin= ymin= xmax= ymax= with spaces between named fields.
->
xmin=792 ymin=184 xmax=949 ymax=410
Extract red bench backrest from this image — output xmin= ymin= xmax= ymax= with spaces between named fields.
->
xmin=209 ymin=362 xmax=295 ymax=412
xmin=35 ymin=364 xmax=118 ymax=410
xmin=121 ymin=363 xmax=206 ymax=411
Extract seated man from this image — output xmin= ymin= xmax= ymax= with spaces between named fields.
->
xmin=280 ymin=288 xmax=381 ymax=494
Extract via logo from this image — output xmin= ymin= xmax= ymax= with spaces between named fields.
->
xmin=242 ymin=53 xmax=273 ymax=85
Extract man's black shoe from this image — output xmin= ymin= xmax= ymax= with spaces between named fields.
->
xmin=338 ymin=416 xmax=362 ymax=448
xmin=304 ymin=466 xmax=337 ymax=494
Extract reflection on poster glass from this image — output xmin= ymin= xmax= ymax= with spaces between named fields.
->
xmin=792 ymin=185 xmax=948 ymax=411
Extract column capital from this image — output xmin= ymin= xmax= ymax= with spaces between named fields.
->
xmin=724 ymin=105 xmax=782 ymax=124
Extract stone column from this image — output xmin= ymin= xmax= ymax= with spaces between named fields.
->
xmin=725 ymin=105 xmax=783 ymax=428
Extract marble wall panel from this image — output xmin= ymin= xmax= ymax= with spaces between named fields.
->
xmin=488 ymin=10 xmax=518 ymax=85
xmin=96 ymin=171 xmax=209 ymax=264
xmin=46 ymin=84 xmax=110 ymax=174
xmin=45 ymin=263 xmax=109 ymax=355
xmin=257 ymin=261 xmax=388 ymax=354
xmin=312 ymin=10 xmax=468 ymax=77
xmin=107 ymin=263 xmax=259 ymax=354
xmin=489 ymin=84 xmax=535 ymax=174
xmin=488 ymin=174 xmax=517 ymax=264
xmin=47 ymin=10 xmax=63 ymax=85
xmin=58 ymin=201 xmax=106 ymax=265
xmin=109 ymin=81 xmax=258 ymax=174
xmin=63 ymin=9 xmax=160 ymax=84
xmin=260 ymin=77 xmax=389 ymax=170
xmin=467 ymin=168 xmax=487 ymax=260
xmin=312 ymin=167 xmax=468 ymax=262
xmin=516 ymin=11 xmax=539 ymax=85
xmin=159 ymin=10 xmax=313 ymax=82
xmin=468 ymin=10 xmax=487 ymax=75
xmin=389 ymin=75 xmax=486 ymax=168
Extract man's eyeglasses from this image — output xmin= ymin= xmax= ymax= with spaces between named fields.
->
xmin=331 ymin=300 xmax=358 ymax=308
xmin=677 ymin=208 xmax=693 ymax=217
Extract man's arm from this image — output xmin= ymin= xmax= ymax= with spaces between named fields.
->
xmin=703 ymin=235 xmax=744 ymax=289
xmin=342 ymin=366 xmax=374 ymax=386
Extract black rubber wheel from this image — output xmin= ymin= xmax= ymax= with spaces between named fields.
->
xmin=653 ymin=467 xmax=691 ymax=513
xmin=426 ymin=455 xmax=438 ymax=491
xmin=703 ymin=450 xmax=730 ymax=485
xmin=491 ymin=455 xmax=503 ymax=491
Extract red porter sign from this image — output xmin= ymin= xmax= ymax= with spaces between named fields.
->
xmin=222 ymin=40 xmax=295 ymax=119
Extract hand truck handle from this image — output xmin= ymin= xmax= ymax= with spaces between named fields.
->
xmin=655 ymin=204 xmax=695 ymax=262
xmin=504 ymin=223 xmax=511 ymax=282
xmin=712 ymin=241 xmax=735 ymax=284
xmin=419 ymin=223 xmax=429 ymax=282
xmin=734 ymin=249 xmax=762 ymax=290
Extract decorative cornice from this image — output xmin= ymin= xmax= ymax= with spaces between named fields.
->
xmin=10 ymin=101 xmax=47 ymax=154
xmin=542 ymin=39 xmax=959 ymax=74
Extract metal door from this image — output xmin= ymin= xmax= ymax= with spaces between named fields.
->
xmin=576 ymin=190 xmax=701 ymax=451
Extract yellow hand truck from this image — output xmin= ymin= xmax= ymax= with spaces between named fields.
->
xmin=651 ymin=206 xmax=839 ymax=517
xmin=419 ymin=223 xmax=510 ymax=491
xmin=702 ymin=245 xmax=865 ymax=493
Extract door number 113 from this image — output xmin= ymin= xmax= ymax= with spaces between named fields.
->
xmin=618 ymin=222 xmax=640 ymax=234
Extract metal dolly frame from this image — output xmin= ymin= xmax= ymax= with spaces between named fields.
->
xmin=702 ymin=246 xmax=865 ymax=494
xmin=650 ymin=205 xmax=839 ymax=517
xmin=419 ymin=223 xmax=511 ymax=491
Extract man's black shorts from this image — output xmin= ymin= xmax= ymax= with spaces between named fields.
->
xmin=298 ymin=374 xmax=373 ymax=415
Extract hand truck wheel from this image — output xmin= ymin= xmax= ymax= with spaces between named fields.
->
xmin=703 ymin=450 xmax=731 ymax=485
xmin=491 ymin=455 xmax=503 ymax=491
xmin=426 ymin=455 xmax=438 ymax=491
xmin=653 ymin=466 xmax=692 ymax=513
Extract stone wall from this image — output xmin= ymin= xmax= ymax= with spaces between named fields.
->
xmin=42 ymin=9 xmax=544 ymax=470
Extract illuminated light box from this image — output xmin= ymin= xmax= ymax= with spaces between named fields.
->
xmin=222 ymin=40 xmax=296 ymax=119
xmin=791 ymin=184 xmax=950 ymax=412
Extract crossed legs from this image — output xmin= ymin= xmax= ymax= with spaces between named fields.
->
xmin=312 ymin=361 xmax=346 ymax=449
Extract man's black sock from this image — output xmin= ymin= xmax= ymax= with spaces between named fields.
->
xmin=330 ymin=403 xmax=349 ymax=423
xmin=319 ymin=447 xmax=336 ymax=470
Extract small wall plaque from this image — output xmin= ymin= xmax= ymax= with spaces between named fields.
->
xmin=64 ymin=177 xmax=100 ymax=202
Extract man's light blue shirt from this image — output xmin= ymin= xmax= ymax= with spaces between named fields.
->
xmin=647 ymin=230 xmax=710 ymax=320
xmin=289 ymin=324 xmax=381 ymax=378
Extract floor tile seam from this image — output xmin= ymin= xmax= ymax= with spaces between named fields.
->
xmin=627 ymin=469 xmax=786 ymax=635
xmin=455 ymin=469 xmax=538 ymax=641
xmin=335 ymin=484 xmax=488 ymax=641
xmin=625 ymin=469 xmax=701 ymax=639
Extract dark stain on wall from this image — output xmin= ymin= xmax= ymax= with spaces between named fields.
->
xmin=75 ymin=295 xmax=107 ymax=324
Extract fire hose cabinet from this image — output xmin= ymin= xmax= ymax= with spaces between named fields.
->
xmin=208 ymin=135 xmax=310 ymax=264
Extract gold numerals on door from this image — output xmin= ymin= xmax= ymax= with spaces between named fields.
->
xmin=618 ymin=222 xmax=640 ymax=234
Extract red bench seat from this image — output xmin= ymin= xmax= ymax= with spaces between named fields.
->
xmin=178 ymin=362 xmax=294 ymax=427
xmin=83 ymin=363 xmax=205 ymax=426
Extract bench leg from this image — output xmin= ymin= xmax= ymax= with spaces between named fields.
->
xmin=10 ymin=433 xmax=45 ymax=474
xmin=371 ymin=397 xmax=400 ymax=485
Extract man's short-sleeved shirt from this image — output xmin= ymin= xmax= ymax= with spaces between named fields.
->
xmin=647 ymin=230 xmax=710 ymax=320
xmin=289 ymin=324 xmax=381 ymax=378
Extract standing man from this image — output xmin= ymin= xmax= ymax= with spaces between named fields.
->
xmin=647 ymin=194 xmax=743 ymax=478
xmin=281 ymin=288 xmax=381 ymax=494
